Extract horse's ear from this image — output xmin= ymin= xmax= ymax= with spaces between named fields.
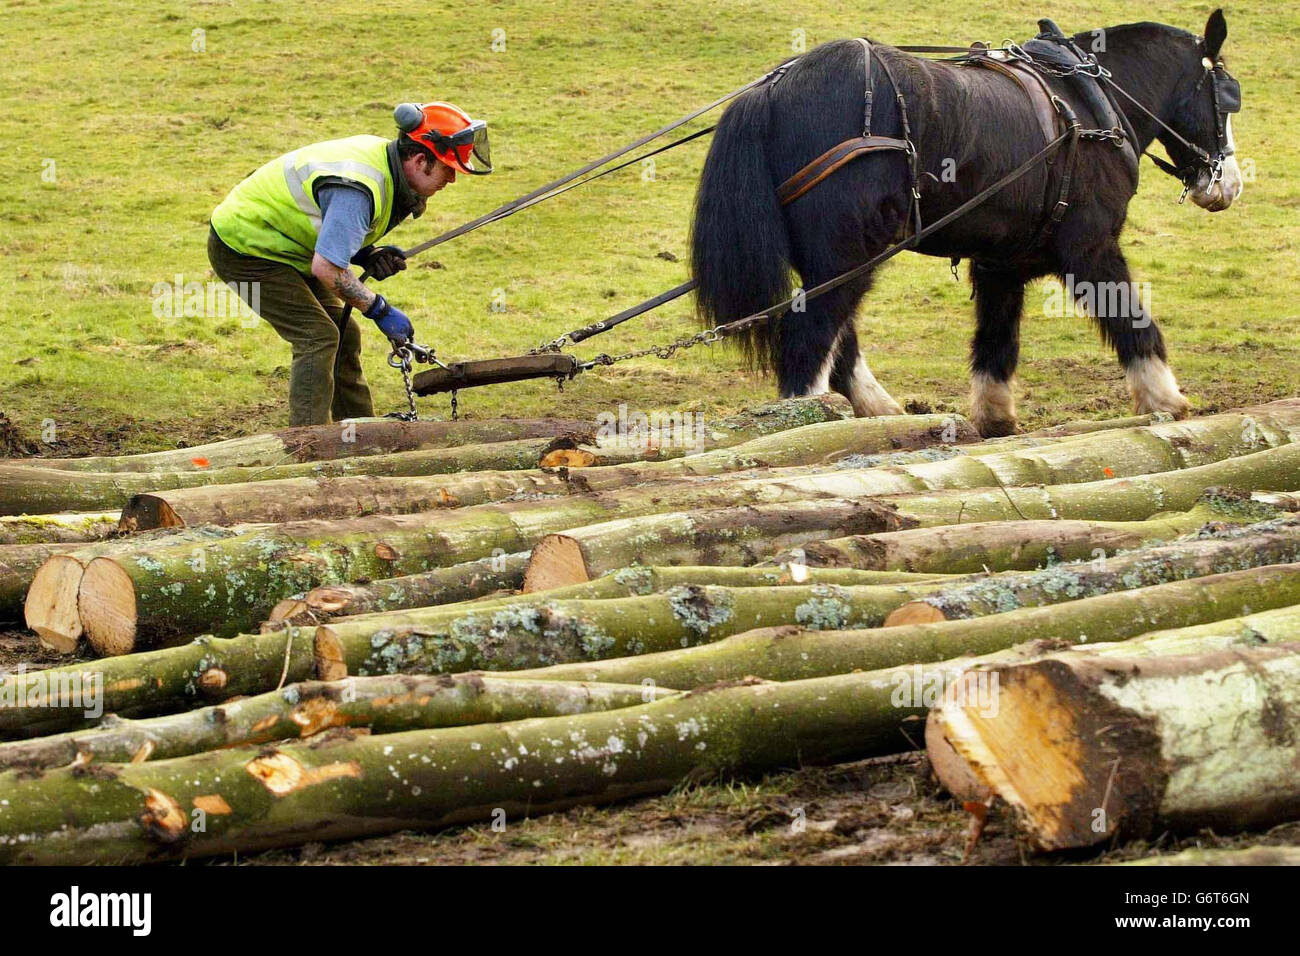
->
xmin=1204 ymin=9 xmax=1228 ymax=58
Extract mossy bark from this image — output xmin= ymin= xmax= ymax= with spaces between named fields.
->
xmin=771 ymin=501 xmax=1259 ymax=574
xmin=2 ymin=418 xmax=595 ymax=473
xmin=511 ymin=564 xmax=1300 ymax=688
xmin=0 ymin=674 xmax=679 ymax=771
xmin=885 ymin=515 xmax=1300 ymax=623
xmin=120 ymin=413 xmax=972 ymax=529
xmin=0 ymin=512 xmax=120 ymax=546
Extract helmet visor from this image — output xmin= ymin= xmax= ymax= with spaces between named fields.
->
xmin=445 ymin=120 xmax=492 ymax=174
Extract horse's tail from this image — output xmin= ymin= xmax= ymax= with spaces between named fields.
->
xmin=690 ymin=87 xmax=792 ymax=370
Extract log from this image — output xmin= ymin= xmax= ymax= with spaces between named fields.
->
xmin=870 ymin=444 xmax=1300 ymax=526
xmin=285 ymin=552 xmax=530 ymax=625
xmin=882 ymin=515 xmax=1300 ymax=625
xmin=1118 ymin=846 xmax=1300 ymax=866
xmin=567 ymin=393 xmax=851 ymax=465
xmin=2 ymin=418 xmax=594 ymax=473
xmin=0 ymin=619 xmax=1287 ymax=865
xmin=300 ymin=562 xmax=945 ymax=624
xmin=412 ymin=353 xmax=581 ymax=394
xmin=0 ymin=512 xmax=120 ymax=545
xmin=311 ymin=580 xmax=953 ymax=682
xmin=1 ymin=436 xmax=593 ymax=517
xmin=120 ymin=413 xmax=973 ymax=529
xmin=1255 ymin=492 xmax=1300 ymax=512
xmin=0 ymin=668 xmax=992 ymax=864
xmin=0 ymin=674 xmax=679 ymax=771
xmin=770 ymin=499 xmax=1262 ymax=575
xmin=509 ymin=564 xmax=1300 ymax=688
xmin=20 ymin=525 xmax=274 ymax=653
xmin=41 ymin=414 xmax=1300 ymax=652
xmin=522 ymin=498 xmax=917 ymax=590
xmin=926 ymin=638 xmax=1300 ymax=850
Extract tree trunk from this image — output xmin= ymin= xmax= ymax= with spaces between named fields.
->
xmin=1117 ymin=846 xmax=1300 ymax=866
xmin=2 ymin=614 xmax=1292 ymax=864
xmin=508 ymin=564 xmax=1300 ymax=688
xmin=770 ymin=499 xmax=1263 ymax=575
xmin=20 ymin=525 xmax=273 ymax=652
xmin=0 ymin=674 xmax=679 ymax=771
xmin=565 ymin=394 xmax=851 ymax=465
xmin=522 ymin=498 xmax=918 ymax=590
xmin=0 ymin=512 xmax=120 ymax=545
xmin=311 ymin=580 xmax=951 ymax=682
xmin=0 ymin=667 xmax=985 ymax=864
xmin=871 ymin=443 xmax=1300 ymax=526
xmin=298 ymin=562 xmax=944 ymax=625
xmin=120 ymin=413 xmax=972 ymax=529
xmin=3 ymin=435 xmax=603 ymax=517
xmin=926 ymin=637 xmax=1300 ymax=851
xmin=883 ymin=516 xmax=1300 ymax=625
xmin=1255 ymin=491 xmax=1300 ymax=512
xmin=2 ymin=418 xmax=596 ymax=473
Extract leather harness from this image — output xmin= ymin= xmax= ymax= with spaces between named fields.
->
xmin=773 ymin=30 xmax=1141 ymax=257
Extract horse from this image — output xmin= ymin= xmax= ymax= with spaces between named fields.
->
xmin=689 ymin=10 xmax=1243 ymax=436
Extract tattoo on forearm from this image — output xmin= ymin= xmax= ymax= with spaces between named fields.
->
xmin=328 ymin=267 xmax=373 ymax=309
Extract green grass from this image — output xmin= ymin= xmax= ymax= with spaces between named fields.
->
xmin=1 ymin=1 xmax=1297 ymax=456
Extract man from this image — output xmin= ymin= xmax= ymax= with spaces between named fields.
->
xmin=208 ymin=102 xmax=492 ymax=425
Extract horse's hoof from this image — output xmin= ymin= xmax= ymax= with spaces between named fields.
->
xmin=974 ymin=416 xmax=1019 ymax=438
xmin=1126 ymin=358 xmax=1190 ymax=419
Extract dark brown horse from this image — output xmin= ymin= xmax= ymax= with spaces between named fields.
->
xmin=690 ymin=11 xmax=1242 ymax=435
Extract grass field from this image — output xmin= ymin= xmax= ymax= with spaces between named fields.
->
xmin=2 ymin=1 xmax=1298 ymax=865
xmin=1 ymin=0 xmax=1296 ymax=456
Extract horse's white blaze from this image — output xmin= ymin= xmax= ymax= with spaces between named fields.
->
xmin=969 ymin=372 xmax=1016 ymax=434
xmin=1125 ymin=356 xmax=1190 ymax=418
xmin=847 ymin=354 xmax=903 ymax=417
xmin=1220 ymin=117 xmax=1243 ymax=200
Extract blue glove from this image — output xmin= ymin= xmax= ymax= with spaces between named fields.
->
xmin=363 ymin=294 xmax=415 ymax=343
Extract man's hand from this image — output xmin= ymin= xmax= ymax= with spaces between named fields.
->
xmin=364 ymin=294 xmax=415 ymax=343
xmin=351 ymin=245 xmax=408 ymax=281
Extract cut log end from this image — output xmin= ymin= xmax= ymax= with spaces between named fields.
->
xmin=883 ymin=600 xmax=949 ymax=627
xmin=538 ymin=448 xmax=598 ymax=468
xmin=314 ymin=627 xmax=348 ymax=681
xmin=24 ymin=555 xmax=87 ymax=654
xmin=119 ymin=494 xmax=185 ymax=533
xmin=78 ymin=558 xmax=139 ymax=658
xmin=304 ymin=586 xmax=354 ymax=614
xmin=522 ymin=534 xmax=591 ymax=593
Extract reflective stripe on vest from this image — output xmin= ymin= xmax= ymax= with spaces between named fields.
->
xmin=211 ymin=135 xmax=396 ymax=274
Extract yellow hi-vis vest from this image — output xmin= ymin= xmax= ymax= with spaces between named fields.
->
xmin=210 ymin=135 xmax=395 ymax=274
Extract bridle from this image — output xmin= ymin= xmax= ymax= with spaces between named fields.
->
xmin=1122 ymin=41 xmax=1241 ymax=202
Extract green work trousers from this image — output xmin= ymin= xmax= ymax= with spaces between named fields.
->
xmin=207 ymin=228 xmax=374 ymax=426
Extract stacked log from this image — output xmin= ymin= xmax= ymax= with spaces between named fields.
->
xmin=2 ymin=397 xmax=1300 ymax=864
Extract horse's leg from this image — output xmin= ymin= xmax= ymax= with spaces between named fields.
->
xmin=828 ymin=320 xmax=904 ymax=416
xmin=1063 ymin=242 xmax=1190 ymax=417
xmin=968 ymin=264 xmax=1026 ymax=437
xmin=773 ymin=274 xmax=868 ymax=401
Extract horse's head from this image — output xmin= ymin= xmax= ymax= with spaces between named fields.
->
xmin=1158 ymin=9 xmax=1243 ymax=210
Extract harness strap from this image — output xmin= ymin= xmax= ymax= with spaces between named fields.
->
xmin=777 ymin=135 xmax=910 ymax=205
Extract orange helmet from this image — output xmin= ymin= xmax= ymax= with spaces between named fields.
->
xmin=394 ymin=101 xmax=493 ymax=175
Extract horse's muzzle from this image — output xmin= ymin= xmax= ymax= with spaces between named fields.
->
xmin=1190 ymin=154 xmax=1243 ymax=212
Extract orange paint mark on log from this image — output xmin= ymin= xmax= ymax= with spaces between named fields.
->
xmin=191 ymin=457 xmax=210 ymax=468
xmin=193 ymin=794 xmax=233 ymax=815
xmin=245 ymin=751 xmax=362 ymax=796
